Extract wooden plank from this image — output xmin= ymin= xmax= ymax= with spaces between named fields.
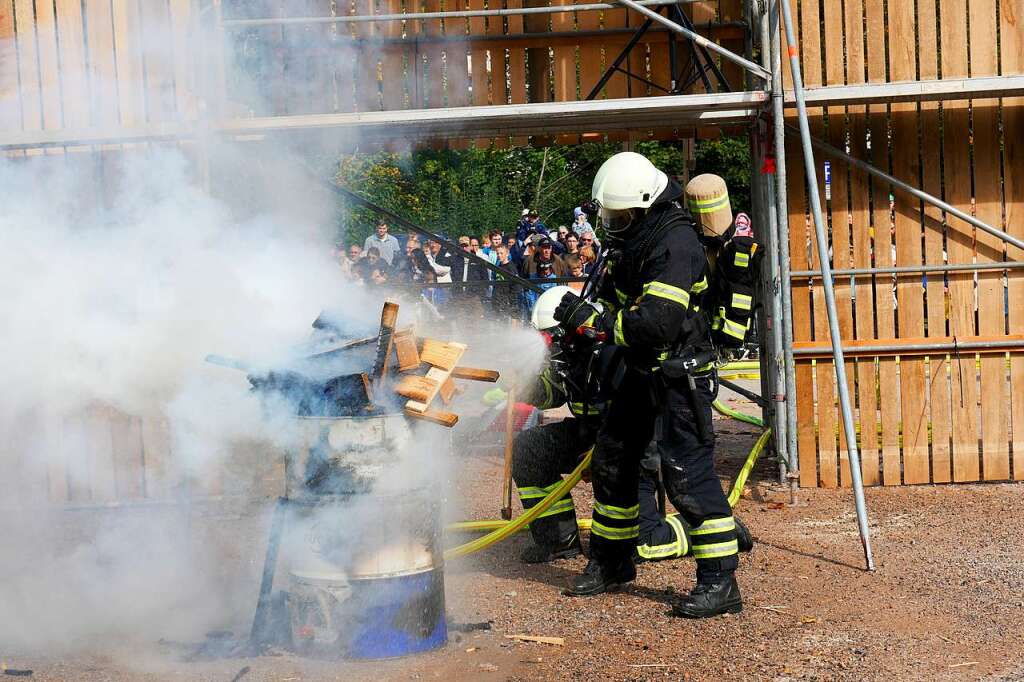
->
xmin=111 ymin=0 xmax=145 ymax=126
xmin=970 ymin=1 xmax=1009 ymax=481
xmin=1003 ymin=1 xmax=1024 ymax=480
xmin=916 ymin=0 xmax=950 ymax=483
xmin=84 ymin=0 xmax=120 ymax=193
xmin=141 ymin=414 xmax=174 ymax=499
xmin=420 ymin=338 xmax=465 ymax=370
xmin=576 ymin=0 xmax=602 ymax=104
xmin=406 ymin=342 xmax=467 ymax=412
xmin=14 ymin=0 xmax=42 ymax=141
xmin=718 ymin=0 xmax=743 ymax=92
xmin=451 ymin=366 xmax=500 ymax=382
xmin=467 ymin=0 xmax=490 ymax=106
xmin=396 ymin=375 xmax=440 ymax=402
xmin=601 ymin=6 xmax=631 ymax=99
xmin=137 ymin=0 xmax=176 ymax=122
xmin=168 ymin=0 xmax=193 ymax=119
xmin=47 ymin=415 xmax=70 ymax=504
xmin=888 ymin=0 xmax=928 ymax=485
xmin=941 ymin=0 xmax=980 ymax=482
xmin=354 ymin=0 xmax=383 ymax=111
xmin=822 ymin=0 xmax=855 ymax=485
xmin=785 ymin=125 xmax=818 ymax=487
xmin=0 ymin=0 xmax=17 ymax=135
xmin=404 ymin=407 xmax=459 ymax=427
xmin=439 ymin=376 xmax=457 ymax=404
xmin=844 ymin=0 xmax=877 ymax=484
xmin=56 ymin=0 xmax=91 ymax=132
xmin=370 ymin=301 xmax=401 ymax=380
xmin=110 ymin=412 xmax=145 ymax=500
xmin=34 ymin=0 xmax=62 ymax=136
xmin=393 ymin=327 xmax=421 ymax=371
xmin=869 ymin=115 xmax=901 ymax=485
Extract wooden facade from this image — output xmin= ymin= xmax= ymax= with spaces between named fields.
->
xmin=785 ymin=0 xmax=1024 ymax=487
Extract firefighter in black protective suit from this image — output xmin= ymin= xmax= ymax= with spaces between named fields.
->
xmin=511 ymin=284 xmax=754 ymax=565
xmin=552 ymin=151 xmax=743 ymax=618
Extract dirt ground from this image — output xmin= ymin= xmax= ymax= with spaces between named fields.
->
xmin=6 ymin=390 xmax=1024 ymax=681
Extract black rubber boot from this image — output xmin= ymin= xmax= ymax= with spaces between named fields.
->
xmin=520 ymin=533 xmax=583 ymax=564
xmin=735 ymin=516 xmax=754 ymax=553
xmin=564 ymin=558 xmax=636 ymax=596
xmin=671 ymin=575 xmax=743 ymax=618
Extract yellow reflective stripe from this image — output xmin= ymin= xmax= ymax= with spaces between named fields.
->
xmin=569 ymin=399 xmax=598 ymax=413
xmin=615 ymin=288 xmax=630 ymax=305
xmin=642 ymin=280 xmax=690 ymax=308
xmin=637 ymin=542 xmax=679 ymax=559
xmin=613 ymin=310 xmax=628 ymax=346
xmin=518 ymin=487 xmax=548 ymax=500
xmin=734 ymin=251 xmax=750 ymax=268
xmin=591 ymin=520 xmax=640 ymax=541
xmin=538 ymin=370 xmax=556 ymax=408
xmin=536 ymin=498 xmax=575 ymax=519
xmin=519 ymin=480 xmax=564 ymax=499
xmin=722 ymin=317 xmax=747 ymax=340
xmin=690 ymin=276 xmax=709 ymax=294
xmin=597 ymin=297 xmax=617 ymax=313
xmin=665 ymin=514 xmax=688 ymax=556
xmin=688 ymin=194 xmax=730 ymax=213
xmin=691 ymin=539 xmax=739 ymax=559
xmin=690 ymin=516 xmax=736 ymax=535
xmin=593 ymin=501 xmax=639 ymax=520
xmin=731 ymin=293 xmax=753 ymax=311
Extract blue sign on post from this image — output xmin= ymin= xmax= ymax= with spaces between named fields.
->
xmin=824 ymin=160 xmax=832 ymax=201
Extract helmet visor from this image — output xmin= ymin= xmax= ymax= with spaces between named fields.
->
xmin=599 ymin=206 xmax=633 ymax=234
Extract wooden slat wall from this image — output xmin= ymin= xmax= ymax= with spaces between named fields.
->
xmin=787 ymin=0 xmax=1024 ymax=486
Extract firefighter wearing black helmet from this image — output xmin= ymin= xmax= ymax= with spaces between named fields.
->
xmin=552 ymin=151 xmax=742 ymax=618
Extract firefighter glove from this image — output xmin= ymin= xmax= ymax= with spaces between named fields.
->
xmin=553 ymin=291 xmax=598 ymax=331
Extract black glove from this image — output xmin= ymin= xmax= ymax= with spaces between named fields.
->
xmin=553 ymin=291 xmax=599 ymax=331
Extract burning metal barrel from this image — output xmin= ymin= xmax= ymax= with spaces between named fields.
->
xmin=285 ymin=414 xmax=448 ymax=659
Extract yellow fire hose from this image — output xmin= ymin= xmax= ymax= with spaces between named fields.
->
xmin=445 ymin=392 xmax=771 ymax=559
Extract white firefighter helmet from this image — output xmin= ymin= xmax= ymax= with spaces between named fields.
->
xmin=530 ymin=285 xmax=576 ymax=331
xmin=591 ymin=151 xmax=669 ymax=236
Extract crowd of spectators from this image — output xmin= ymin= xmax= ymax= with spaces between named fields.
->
xmin=338 ymin=208 xmax=599 ymax=320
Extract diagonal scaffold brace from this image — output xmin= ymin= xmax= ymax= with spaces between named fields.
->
xmin=778 ymin=0 xmax=875 ymax=570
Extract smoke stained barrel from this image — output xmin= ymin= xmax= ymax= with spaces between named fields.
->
xmin=285 ymin=414 xmax=448 ymax=659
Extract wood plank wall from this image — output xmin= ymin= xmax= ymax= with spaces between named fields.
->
xmin=787 ymin=0 xmax=1024 ymax=487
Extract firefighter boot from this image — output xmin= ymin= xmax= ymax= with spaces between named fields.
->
xmin=671 ymin=575 xmax=743 ymax=618
xmin=565 ymin=557 xmax=636 ymax=596
xmin=520 ymin=533 xmax=583 ymax=564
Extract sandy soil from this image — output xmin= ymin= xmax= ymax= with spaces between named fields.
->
xmin=6 ymin=393 xmax=1024 ymax=681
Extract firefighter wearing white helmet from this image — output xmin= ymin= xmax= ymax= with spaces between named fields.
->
xmin=552 ymin=151 xmax=743 ymax=618
xmin=508 ymin=285 xmax=605 ymax=563
xmin=517 ymin=290 xmax=756 ymax=566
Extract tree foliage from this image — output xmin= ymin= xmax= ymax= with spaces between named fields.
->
xmin=334 ymin=138 xmax=750 ymax=245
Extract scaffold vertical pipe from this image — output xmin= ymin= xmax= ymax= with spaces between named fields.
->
xmin=756 ymin=3 xmax=789 ymax=484
xmin=769 ymin=0 xmax=799 ymax=499
xmin=779 ymin=0 xmax=875 ymax=571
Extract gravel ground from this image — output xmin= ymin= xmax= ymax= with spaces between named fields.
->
xmin=6 ymin=392 xmax=1024 ymax=681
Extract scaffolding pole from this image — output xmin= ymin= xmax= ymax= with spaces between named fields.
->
xmin=792 ymin=260 xmax=1024 ymax=278
xmin=755 ymin=2 xmax=789 ymax=485
xmin=221 ymin=0 xmax=694 ymax=27
xmin=769 ymin=0 xmax=800 ymax=501
xmin=779 ymin=0 xmax=875 ymax=571
xmin=614 ymin=0 xmax=771 ymax=80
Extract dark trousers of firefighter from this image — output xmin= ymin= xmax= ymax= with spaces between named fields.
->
xmin=589 ymin=368 xmax=737 ymax=581
xmin=511 ymin=418 xmax=595 ymax=546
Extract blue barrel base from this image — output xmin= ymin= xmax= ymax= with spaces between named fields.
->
xmin=345 ymin=568 xmax=447 ymax=659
